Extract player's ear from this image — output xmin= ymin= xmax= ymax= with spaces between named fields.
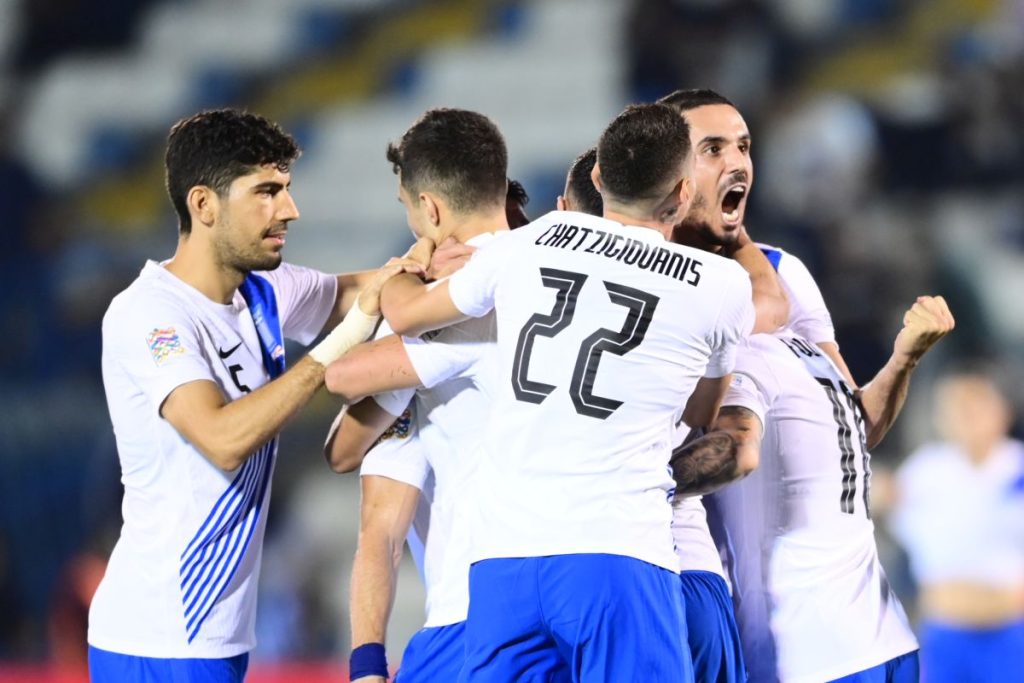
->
xmin=556 ymin=195 xmax=567 ymax=211
xmin=590 ymin=163 xmax=603 ymax=193
xmin=420 ymin=193 xmax=441 ymax=227
xmin=188 ymin=186 xmax=218 ymax=229
xmin=678 ymin=175 xmax=692 ymax=210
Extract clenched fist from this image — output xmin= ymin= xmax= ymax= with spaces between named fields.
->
xmin=893 ymin=295 xmax=955 ymax=362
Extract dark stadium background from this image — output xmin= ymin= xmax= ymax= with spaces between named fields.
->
xmin=0 ymin=0 xmax=1022 ymax=680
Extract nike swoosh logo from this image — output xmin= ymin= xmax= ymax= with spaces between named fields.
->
xmin=217 ymin=342 xmax=243 ymax=359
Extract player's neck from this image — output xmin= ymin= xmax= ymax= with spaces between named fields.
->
xmin=441 ymin=208 xmax=510 ymax=244
xmin=164 ymin=237 xmax=244 ymax=305
xmin=602 ymin=208 xmax=673 ymax=241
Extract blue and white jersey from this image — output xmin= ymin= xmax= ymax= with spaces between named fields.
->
xmin=712 ymin=333 xmax=918 ymax=683
xmin=364 ymin=232 xmax=500 ymax=628
xmin=674 ymin=246 xmax=833 ymax=580
xmin=91 ymin=260 xmax=335 ymax=658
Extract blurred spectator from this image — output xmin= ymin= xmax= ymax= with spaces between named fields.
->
xmin=890 ymin=369 xmax=1024 ymax=683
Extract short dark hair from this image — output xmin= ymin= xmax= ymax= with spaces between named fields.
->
xmin=565 ymin=147 xmax=602 ymax=217
xmin=386 ymin=108 xmax=508 ymax=214
xmin=505 ymin=178 xmax=531 ymax=229
xmin=657 ymin=88 xmax=736 ymax=115
xmin=165 ymin=109 xmax=300 ymax=234
xmin=596 ymin=103 xmax=691 ymax=205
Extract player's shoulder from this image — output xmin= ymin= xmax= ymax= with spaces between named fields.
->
xmin=104 ymin=262 xmax=191 ymax=328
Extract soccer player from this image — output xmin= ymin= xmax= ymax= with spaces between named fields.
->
xmin=891 ymin=370 xmax=1024 ymax=683
xmin=88 ymin=109 xmax=418 ymax=683
xmin=706 ymin=295 xmax=951 ymax=682
xmin=322 ymin=109 xmax=552 ymax=683
xmin=379 ymin=102 xmax=757 ymax=682
xmin=557 ymin=139 xmax=762 ymax=683
xmin=660 ymin=87 xmax=951 ymax=682
xmin=659 ymin=87 xmax=837 ymax=683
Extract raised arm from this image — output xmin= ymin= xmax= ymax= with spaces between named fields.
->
xmin=856 ymin=295 xmax=954 ymax=448
xmin=671 ymin=405 xmax=763 ymax=497
xmin=727 ymin=228 xmax=789 ymax=333
xmin=161 ymin=261 xmax=415 ymax=471
xmin=380 ymin=276 xmax=468 ymax=337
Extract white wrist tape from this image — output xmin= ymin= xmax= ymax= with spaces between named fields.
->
xmin=308 ymin=300 xmax=380 ymax=366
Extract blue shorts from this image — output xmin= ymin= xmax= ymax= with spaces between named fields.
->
xmin=395 ymin=621 xmax=466 ymax=683
xmin=920 ymin=619 xmax=1024 ymax=683
xmin=828 ymin=650 xmax=919 ymax=682
xmin=88 ymin=645 xmax=249 ymax=683
xmin=460 ymin=554 xmax=691 ymax=683
xmin=680 ymin=570 xmax=746 ymax=683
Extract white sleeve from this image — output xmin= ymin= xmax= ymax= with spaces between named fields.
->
xmin=447 ymin=237 xmax=509 ymax=318
xmin=706 ymin=270 xmax=756 ymax=378
xmin=104 ymin=295 xmax=215 ymax=415
xmin=720 ymin=341 xmax=780 ymax=427
xmin=258 ymin=262 xmax=338 ymax=345
xmin=359 ymin=406 xmax=431 ymax=491
xmin=772 ymin=248 xmax=836 ymax=345
xmin=401 ymin=314 xmax=494 ymax=389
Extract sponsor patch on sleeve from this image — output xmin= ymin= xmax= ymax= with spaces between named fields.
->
xmin=147 ymin=327 xmax=186 ymax=366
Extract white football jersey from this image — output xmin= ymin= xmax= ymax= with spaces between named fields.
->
xmin=363 ymin=232 xmax=499 ymax=627
xmin=712 ymin=333 xmax=918 ymax=683
xmin=90 ymin=261 xmax=336 ymax=658
xmin=673 ymin=246 xmax=834 ymax=580
xmin=446 ymin=211 xmax=754 ymax=571
xmin=892 ymin=438 xmax=1024 ymax=587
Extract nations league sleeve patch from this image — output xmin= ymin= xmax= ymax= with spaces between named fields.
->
xmin=147 ymin=327 xmax=185 ymax=366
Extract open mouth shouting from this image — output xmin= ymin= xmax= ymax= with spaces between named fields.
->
xmin=720 ymin=183 xmax=748 ymax=226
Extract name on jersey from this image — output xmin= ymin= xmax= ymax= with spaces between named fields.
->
xmin=534 ymin=223 xmax=702 ymax=286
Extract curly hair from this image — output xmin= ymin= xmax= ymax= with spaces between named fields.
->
xmin=165 ymin=109 xmax=300 ymax=234
xmin=386 ymin=108 xmax=507 ymax=214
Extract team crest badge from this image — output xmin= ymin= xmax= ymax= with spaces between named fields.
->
xmin=147 ymin=327 xmax=185 ymax=366
xmin=374 ymin=407 xmax=414 ymax=444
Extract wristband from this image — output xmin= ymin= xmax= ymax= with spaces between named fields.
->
xmin=349 ymin=642 xmax=388 ymax=680
xmin=308 ymin=298 xmax=380 ymax=366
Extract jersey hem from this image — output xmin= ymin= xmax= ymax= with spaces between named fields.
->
xmin=87 ymin=633 xmax=253 ymax=660
xmin=470 ymin=547 xmax=679 ymax=574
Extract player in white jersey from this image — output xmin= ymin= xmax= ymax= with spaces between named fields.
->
xmin=89 ymin=109 xmax=419 ymax=683
xmin=891 ymin=371 xmax=1024 ymax=683
xmin=703 ymin=291 xmax=953 ymax=683
xmin=379 ymin=103 xmax=757 ymax=682
xmin=320 ymin=110 xmax=565 ymax=683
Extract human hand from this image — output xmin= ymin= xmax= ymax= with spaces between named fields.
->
xmin=428 ymin=237 xmax=477 ymax=280
xmin=357 ymin=259 xmax=426 ymax=316
xmin=402 ymin=236 xmax=435 ymax=272
xmin=892 ymin=295 xmax=955 ymax=362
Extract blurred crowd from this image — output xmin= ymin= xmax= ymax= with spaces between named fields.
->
xmin=0 ymin=0 xmax=1021 ymax=669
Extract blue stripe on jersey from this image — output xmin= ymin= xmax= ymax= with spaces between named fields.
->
xmin=759 ymin=247 xmax=782 ymax=272
xmin=179 ymin=453 xmax=263 ymax=588
xmin=179 ymin=462 xmax=263 ymax=604
xmin=179 ymin=439 xmax=275 ymax=642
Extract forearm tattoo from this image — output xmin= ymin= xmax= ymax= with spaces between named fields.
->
xmin=670 ymin=406 xmax=756 ymax=494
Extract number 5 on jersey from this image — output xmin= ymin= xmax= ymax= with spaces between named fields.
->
xmin=511 ymin=267 xmax=659 ymax=420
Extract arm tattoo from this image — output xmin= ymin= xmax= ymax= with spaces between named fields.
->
xmin=670 ymin=406 xmax=757 ymax=495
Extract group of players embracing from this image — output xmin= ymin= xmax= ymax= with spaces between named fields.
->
xmin=89 ymin=88 xmax=954 ymax=683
